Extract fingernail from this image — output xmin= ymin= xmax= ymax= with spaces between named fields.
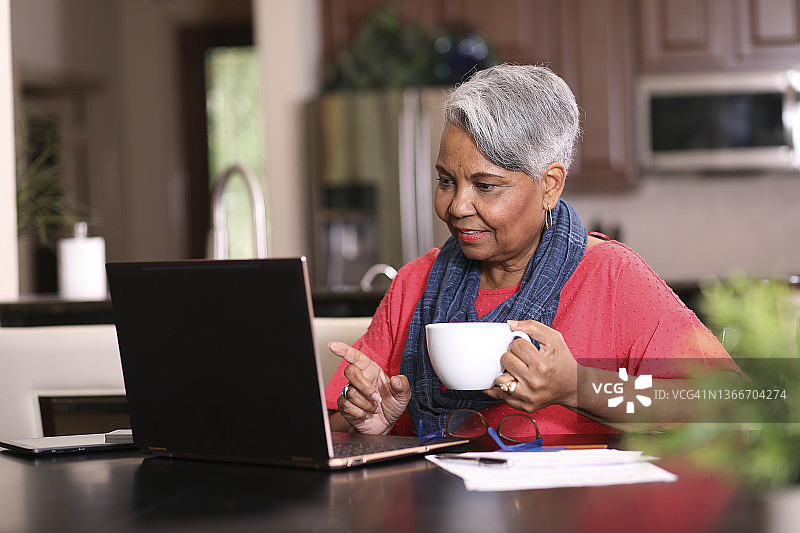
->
xmin=371 ymin=392 xmax=382 ymax=404
xmin=507 ymin=320 xmax=518 ymax=326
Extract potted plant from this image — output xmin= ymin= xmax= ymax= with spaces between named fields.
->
xmin=16 ymin=113 xmax=84 ymax=294
xmin=625 ymin=275 xmax=800 ymax=487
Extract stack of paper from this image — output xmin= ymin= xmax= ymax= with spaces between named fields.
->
xmin=426 ymin=449 xmax=677 ymax=491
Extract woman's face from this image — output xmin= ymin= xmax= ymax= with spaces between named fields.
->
xmin=434 ymin=125 xmax=549 ymax=271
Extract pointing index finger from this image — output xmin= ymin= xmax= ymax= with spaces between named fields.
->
xmin=328 ymin=341 xmax=374 ymax=370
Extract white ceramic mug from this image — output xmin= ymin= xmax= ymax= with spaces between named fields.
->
xmin=425 ymin=322 xmax=532 ymax=390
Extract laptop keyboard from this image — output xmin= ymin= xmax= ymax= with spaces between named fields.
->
xmin=332 ymin=437 xmax=422 ymax=458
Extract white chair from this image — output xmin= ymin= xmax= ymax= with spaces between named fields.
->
xmin=0 ymin=325 xmax=124 ymax=439
xmin=0 ymin=317 xmax=371 ymax=439
xmin=312 ymin=316 xmax=372 ymax=384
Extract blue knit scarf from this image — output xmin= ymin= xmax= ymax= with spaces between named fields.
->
xmin=400 ymin=199 xmax=587 ymax=436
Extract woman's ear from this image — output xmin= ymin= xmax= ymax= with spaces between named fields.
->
xmin=541 ymin=162 xmax=566 ymax=208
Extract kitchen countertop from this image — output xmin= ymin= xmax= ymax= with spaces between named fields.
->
xmin=0 ymin=296 xmax=112 ymax=327
xmin=0 ymin=290 xmax=386 ymax=327
xmin=0 ymin=284 xmax=707 ymax=328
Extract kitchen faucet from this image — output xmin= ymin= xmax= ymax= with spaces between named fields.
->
xmin=359 ymin=263 xmax=397 ymax=292
xmin=208 ymin=164 xmax=269 ymax=259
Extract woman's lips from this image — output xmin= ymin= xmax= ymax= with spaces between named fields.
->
xmin=455 ymin=228 xmax=488 ymax=243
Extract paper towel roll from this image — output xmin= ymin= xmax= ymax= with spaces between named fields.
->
xmin=58 ymin=235 xmax=107 ymax=301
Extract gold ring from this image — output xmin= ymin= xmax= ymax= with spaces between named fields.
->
xmin=506 ymin=380 xmax=518 ymax=395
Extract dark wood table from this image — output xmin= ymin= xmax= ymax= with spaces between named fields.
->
xmin=0 ymin=448 xmax=769 ymax=533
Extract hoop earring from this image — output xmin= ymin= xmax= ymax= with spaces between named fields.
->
xmin=545 ymin=205 xmax=553 ymax=230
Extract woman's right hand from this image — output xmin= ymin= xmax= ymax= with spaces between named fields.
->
xmin=328 ymin=341 xmax=411 ymax=435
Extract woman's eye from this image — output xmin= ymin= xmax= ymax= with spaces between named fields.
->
xmin=475 ymin=182 xmax=495 ymax=192
xmin=436 ymin=176 xmax=454 ymax=187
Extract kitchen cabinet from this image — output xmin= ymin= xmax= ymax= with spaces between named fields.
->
xmin=321 ymin=0 xmax=637 ymax=191
xmin=638 ymin=0 xmax=800 ymax=71
xmin=322 ymin=0 xmax=554 ymax=66
xmin=737 ymin=0 xmax=800 ymax=66
xmin=548 ymin=0 xmax=637 ymax=191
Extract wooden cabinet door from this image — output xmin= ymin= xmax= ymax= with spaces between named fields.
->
xmin=737 ymin=0 xmax=800 ymax=66
xmin=552 ymin=0 xmax=637 ymax=190
xmin=638 ymin=0 xmax=732 ymax=71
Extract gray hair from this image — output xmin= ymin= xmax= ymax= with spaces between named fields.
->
xmin=443 ymin=64 xmax=581 ymax=178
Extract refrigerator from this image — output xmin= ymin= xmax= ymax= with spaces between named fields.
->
xmin=309 ymin=88 xmax=453 ymax=292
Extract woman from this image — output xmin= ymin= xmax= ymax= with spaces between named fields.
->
xmin=325 ymin=64 xmax=732 ymax=439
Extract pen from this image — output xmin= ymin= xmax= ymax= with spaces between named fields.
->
xmin=434 ymin=453 xmax=509 ymax=466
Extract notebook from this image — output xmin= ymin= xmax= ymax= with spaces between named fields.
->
xmin=105 ymin=257 xmax=466 ymax=469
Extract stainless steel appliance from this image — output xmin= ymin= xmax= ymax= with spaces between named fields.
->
xmin=309 ymin=88 xmax=452 ymax=291
xmin=637 ymin=70 xmax=800 ymax=172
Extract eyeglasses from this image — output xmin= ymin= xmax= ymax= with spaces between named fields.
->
xmin=419 ymin=409 xmax=542 ymax=451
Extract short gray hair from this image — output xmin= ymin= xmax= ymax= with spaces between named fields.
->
xmin=443 ymin=64 xmax=581 ymax=178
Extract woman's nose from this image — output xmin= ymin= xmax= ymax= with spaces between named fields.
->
xmin=448 ymin=187 xmax=475 ymax=217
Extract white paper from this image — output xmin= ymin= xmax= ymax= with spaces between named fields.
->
xmin=426 ymin=449 xmax=678 ymax=491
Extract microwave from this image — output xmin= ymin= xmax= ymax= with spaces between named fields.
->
xmin=637 ymin=70 xmax=800 ymax=172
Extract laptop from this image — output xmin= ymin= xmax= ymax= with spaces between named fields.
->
xmin=106 ymin=257 xmax=466 ymax=469
xmin=0 ymin=432 xmax=134 ymax=456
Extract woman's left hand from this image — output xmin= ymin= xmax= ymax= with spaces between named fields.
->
xmin=484 ymin=319 xmax=579 ymax=412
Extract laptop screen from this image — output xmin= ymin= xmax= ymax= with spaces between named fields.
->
xmin=107 ymin=258 xmax=332 ymax=465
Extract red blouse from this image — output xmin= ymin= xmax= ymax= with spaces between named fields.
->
xmin=324 ymin=240 xmax=730 ymax=436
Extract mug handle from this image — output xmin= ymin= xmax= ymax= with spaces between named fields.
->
xmin=510 ymin=330 xmax=531 ymax=344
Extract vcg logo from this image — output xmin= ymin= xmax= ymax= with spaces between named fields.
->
xmin=591 ymin=368 xmax=653 ymax=414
